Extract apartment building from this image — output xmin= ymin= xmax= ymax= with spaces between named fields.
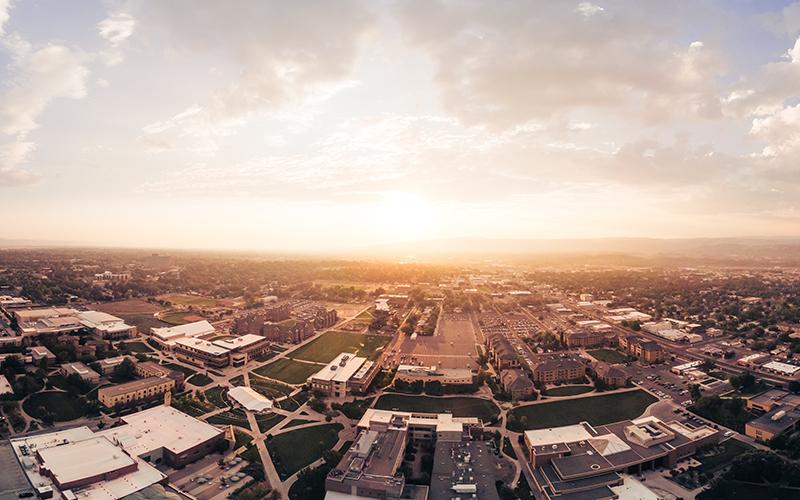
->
xmin=530 ymin=357 xmax=586 ymax=384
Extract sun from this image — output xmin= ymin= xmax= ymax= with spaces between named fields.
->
xmin=371 ymin=192 xmax=438 ymax=243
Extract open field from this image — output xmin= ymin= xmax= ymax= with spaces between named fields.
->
xmin=160 ymin=310 xmax=204 ymax=326
xmin=253 ymin=359 xmax=321 ymax=385
xmin=207 ymin=409 xmax=249 ymax=428
xmin=267 ymin=424 xmax=342 ymax=480
xmin=375 ymin=394 xmax=499 ymax=421
xmin=397 ymin=314 xmax=477 ymax=369
xmin=23 ymin=392 xmax=87 ymax=421
xmin=546 ymin=385 xmax=594 ymax=397
xmin=157 ymin=293 xmax=222 ymax=308
xmin=289 ymin=331 xmax=389 ymax=363
xmin=587 ymin=349 xmax=628 ymax=364
xmin=507 ymin=390 xmax=657 ymax=431
xmin=257 ymin=413 xmax=285 ymax=433
xmin=89 ymin=299 xmax=169 ymax=332
xmin=322 ymin=302 xmax=371 ymax=319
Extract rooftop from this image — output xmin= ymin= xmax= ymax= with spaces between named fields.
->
xmin=309 ymin=352 xmax=367 ymax=383
xmin=37 ymin=436 xmax=136 ymax=486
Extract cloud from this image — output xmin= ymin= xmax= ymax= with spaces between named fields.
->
xmin=0 ymin=141 xmax=39 ymax=186
xmin=132 ymin=1 xmax=374 ymax=136
xmin=0 ymin=44 xmax=90 ymax=137
xmin=751 ymin=103 xmax=800 ymax=157
xmin=395 ymin=1 xmax=725 ymax=128
xmin=0 ymin=0 xmax=10 ymax=36
xmin=575 ymin=2 xmax=604 ymax=17
xmin=97 ymin=13 xmax=136 ymax=47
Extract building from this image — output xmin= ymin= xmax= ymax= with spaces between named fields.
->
xmin=326 ymin=409 xmax=483 ymax=499
xmin=211 ymin=334 xmax=271 ymax=366
xmin=563 ymin=329 xmax=605 ymax=348
xmin=746 ymin=407 xmax=800 ymax=442
xmin=60 ymin=362 xmax=101 ymax=384
xmin=594 ymin=362 xmax=629 ymax=388
xmin=77 ymin=310 xmax=137 ymax=340
xmin=262 ymin=318 xmax=315 ymax=344
xmin=531 ymin=357 xmax=586 ymax=384
xmin=28 ymin=345 xmax=56 ymax=365
xmin=762 ymin=360 xmax=800 ymax=377
xmin=619 ymin=336 xmax=666 ymax=364
xmin=14 ymin=307 xmax=84 ymax=337
xmin=671 ymin=360 xmax=703 ymax=375
xmin=96 ymin=355 xmax=128 ymax=375
xmin=395 ymin=365 xmax=475 ymax=386
xmin=484 ymin=332 xmax=520 ymax=370
xmin=0 ymin=374 xmax=12 ymax=395
xmin=150 ymin=319 xmax=215 ymax=346
xmin=500 ymin=369 xmax=535 ymax=400
xmin=93 ymin=270 xmax=132 ymax=282
xmin=228 ymin=386 xmax=273 ymax=413
xmin=429 ymin=441 xmax=501 ymax=500
xmin=98 ymin=376 xmax=175 ymax=408
xmin=135 ymin=360 xmax=185 ymax=389
xmin=308 ymin=352 xmax=371 ymax=397
xmin=736 ymin=353 xmax=770 ymax=367
xmin=525 ymin=416 xmax=719 ymax=499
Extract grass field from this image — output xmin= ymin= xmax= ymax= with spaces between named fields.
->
xmin=162 ymin=362 xmax=198 ymax=376
xmin=204 ymin=386 xmax=229 ymax=408
xmin=234 ymin=429 xmax=253 ymax=449
xmin=187 ymin=373 xmax=213 ymax=387
xmin=257 ymin=413 xmax=286 ymax=433
xmin=587 ymin=349 xmax=628 ymax=364
xmin=158 ymin=294 xmax=221 ymax=308
xmin=90 ymin=299 xmax=170 ymax=333
xmin=375 ymin=395 xmax=499 ymax=421
xmin=283 ymin=418 xmax=315 ymax=429
xmin=507 ymin=390 xmax=657 ymax=431
xmin=289 ymin=331 xmax=389 ymax=363
xmin=546 ymin=385 xmax=595 ymax=397
xmin=252 ymin=358 xmax=321 ymax=384
xmin=118 ymin=341 xmax=153 ymax=353
xmin=23 ymin=392 xmax=87 ymax=421
xmin=267 ymin=424 xmax=342 ymax=480
xmin=160 ymin=310 xmax=204 ymax=326
xmin=207 ymin=409 xmax=250 ymax=429
xmin=249 ymin=376 xmax=295 ymax=398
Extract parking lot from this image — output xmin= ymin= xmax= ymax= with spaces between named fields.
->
xmin=169 ymin=452 xmax=254 ymax=500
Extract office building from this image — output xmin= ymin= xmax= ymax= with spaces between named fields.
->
xmin=60 ymin=362 xmax=101 ymax=384
xmin=98 ymin=376 xmax=175 ymax=408
xmin=77 ymin=310 xmax=137 ymax=340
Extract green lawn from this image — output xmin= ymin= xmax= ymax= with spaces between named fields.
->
xmin=161 ymin=362 xmax=197 ymax=377
xmin=205 ymin=386 xmax=229 ymax=408
xmin=283 ymin=418 xmax=315 ymax=429
xmin=267 ymin=424 xmax=342 ymax=480
xmin=375 ymin=395 xmax=499 ymax=421
xmin=234 ymin=429 xmax=253 ymax=449
xmin=289 ymin=331 xmax=389 ymax=363
xmin=118 ymin=341 xmax=153 ymax=353
xmin=207 ymin=409 xmax=250 ymax=429
xmin=160 ymin=294 xmax=220 ymax=307
xmin=160 ymin=310 xmax=198 ymax=326
xmin=23 ymin=392 xmax=88 ymax=422
xmin=252 ymin=358 xmax=321 ymax=384
xmin=187 ymin=373 xmax=213 ymax=387
xmin=257 ymin=413 xmax=286 ymax=433
xmin=587 ymin=349 xmax=628 ymax=364
xmin=545 ymin=385 xmax=594 ymax=397
xmin=507 ymin=390 xmax=657 ymax=431
xmin=249 ymin=377 xmax=295 ymax=399
xmin=698 ymin=439 xmax=754 ymax=474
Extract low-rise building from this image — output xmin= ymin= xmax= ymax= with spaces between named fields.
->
xmin=96 ymin=355 xmax=128 ymax=375
xmin=14 ymin=307 xmax=84 ymax=337
xmin=308 ymin=352 xmax=370 ymax=397
xmin=746 ymin=406 xmax=800 ymax=442
xmin=594 ymin=362 xmax=629 ymax=388
xmin=150 ymin=320 xmax=216 ymax=346
xmin=98 ymin=376 xmax=175 ymax=408
xmin=78 ymin=310 xmax=137 ymax=340
xmin=500 ymin=369 xmax=535 ymax=400
xmin=227 ymin=386 xmax=273 ymax=413
xmin=525 ymin=416 xmax=719 ymax=499
xmin=60 ymin=362 xmax=100 ymax=384
xmin=135 ymin=361 xmax=185 ymax=389
xmin=619 ymin=336 xmax=666 ymax=364
xmin=395 ymin=365 xmax=475 ymax=386
xmin=29 ymin=346 xmax=56 ymax=366
xmin=531 ymin=357 xmax=586 ymax=384
xmin=563 ymin=329 xmax=605 ymax=348
xmin=430 ymin=441 xmax=501 ymax=500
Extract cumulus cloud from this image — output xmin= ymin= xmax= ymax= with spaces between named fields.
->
xmin=0 ymin=0 xmax=10 ymax=36
xmin=0 ymin=141 xmax=39 ymax=186
xmin=0 ymin=44 xmax=89 ymax=137
xmin=751 ymin=103 xmax=800 ymax=157
xmin=98 ymin=13 xmax=136 ymax=46
xmin=575 ymin=2 xmax=604 ymax=17
xmin=395 ymin=0 xmax=725 ymax=128
xmin=131 ymin=0 xmax=373 ymax=141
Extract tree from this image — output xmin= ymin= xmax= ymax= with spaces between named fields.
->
xmin=116 ymin=358 xmax=136 ymax=381
xmin=729 ymin=371 xmax=755 ymax=391
xmin=788 ymin=381 xmax=800 ymax=394
xmin=689 ymin=384 xmax=702 ymax=401
xmin=700 ymin=360 xmax=716 ymax=372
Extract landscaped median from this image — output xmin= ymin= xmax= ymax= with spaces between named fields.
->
xmin=506 ymin=389 xmax=657 ymax=432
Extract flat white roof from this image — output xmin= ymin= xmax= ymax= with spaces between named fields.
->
xmin=524 ymin=424 xmax=594 ymax=446
xmin=309 ymin=352 xmax=367 ymax=383
xmin=174 ymin=336 xmax=230 ymax=356
xmin=0 ymin=374 xmax=12 ymax=395
xmin=151 ymin=320 xmax=214 ymax=341
xmin=763 ymin=361 xmax=800 ymax=374
xmin=228 ymin=386 xmax=273 ymax=412
xmin=78 ymin=310 xmax=124 ymax=325
xmin=37 ymin=437 xmax=135 ymax=486
xmin=212 ymin=334 xmax=266 ymax=350
xmin=99 ymin=405 xmax=222 ymax=457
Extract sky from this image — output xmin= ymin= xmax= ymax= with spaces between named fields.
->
xmin=2 ymin=0 xmax=800 ymax=252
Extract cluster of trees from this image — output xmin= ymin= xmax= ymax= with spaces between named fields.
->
xmin=690 ymin=395 xmax=753 ymax=432
xmin=705 ymin=450 xmax=800 ymax=498
xmin=288 ymin=448 xmax=346 ymax=500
